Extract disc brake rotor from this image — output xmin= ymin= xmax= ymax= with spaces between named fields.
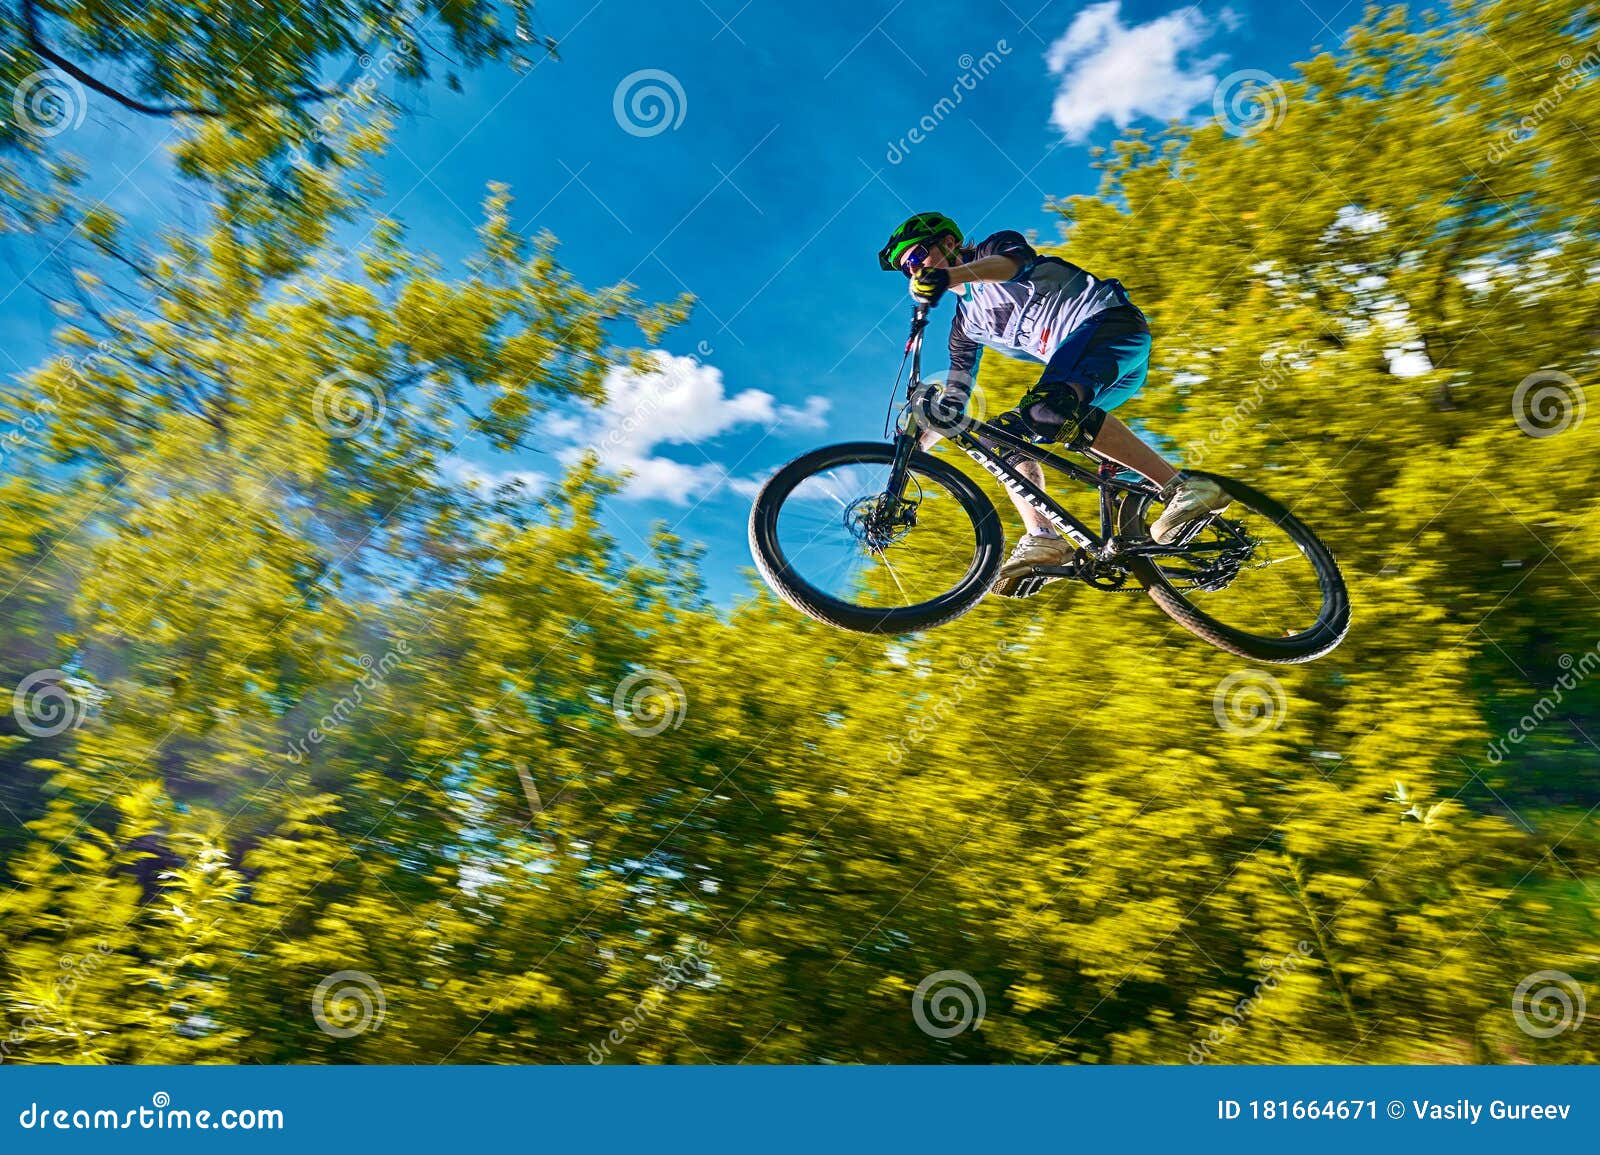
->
xmin=844 ymin=492 xmax=917 ymax=554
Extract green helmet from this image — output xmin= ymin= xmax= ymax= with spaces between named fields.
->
xmin=878 ymin=211 xmax=962 ymax=271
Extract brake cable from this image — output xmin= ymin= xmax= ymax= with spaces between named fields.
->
xmin=881 ymin=305 xmax=929 ymax=439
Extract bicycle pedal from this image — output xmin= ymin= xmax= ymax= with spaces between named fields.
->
xmin=1168 ymin=517 xmax=1216 ymax=546
xmin=1029 ymin=565 xmax=1078 ymax=577
xmin=994 ymin=574 xmax=1050 ymax=599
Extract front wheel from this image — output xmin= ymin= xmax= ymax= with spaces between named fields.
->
xmin=1118 ymin=471 xmax=1350 ymax=663
xmin=749 ymin=441 xmax=1004 ymax=634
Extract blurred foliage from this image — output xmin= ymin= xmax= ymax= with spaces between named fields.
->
xmin=1 ymin=0 xmax=1598 ymax=1065
xmin=0 ymin=0 xmax=554 ymax=233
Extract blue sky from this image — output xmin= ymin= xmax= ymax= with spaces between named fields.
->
xmin=0 ymin=0 xmax=1362 ymax=602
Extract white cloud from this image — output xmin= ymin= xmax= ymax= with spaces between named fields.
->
xmin=441 ymin=456 xmax=549 ymax=495
xmin=442 ymin=353 xmax=829 ymax=507
xmin=724 ymin=476 xmax=766 ymax=500
xmin=1045 ymin=2 xmax=1235 ymax=142
xmin=558 ymin=352 xmax=829 ymax=505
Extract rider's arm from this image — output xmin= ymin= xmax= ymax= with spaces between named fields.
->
xmin=947 ymin=315 xmax=980 ymax=395
xmin=947 ymin=253 xmax=1022 ymax=286
xmin=949 ymin=229 xmax=1037 ymax=287
xmin=918 ymin=315 xmax=982 ymax=450
xmin=945 ymin=230 xmax=1036 ymax=391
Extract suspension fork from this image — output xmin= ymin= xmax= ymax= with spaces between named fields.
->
xmin=885 ymin=429 xmax=919 ymax=504
xmin=884 ymin=304 xmax=931 ymax=504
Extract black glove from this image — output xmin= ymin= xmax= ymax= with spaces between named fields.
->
xmin=907 ymin=265 xmax=950 ymax=306
xmin=913 ymin=380 xmax=973 ymax=441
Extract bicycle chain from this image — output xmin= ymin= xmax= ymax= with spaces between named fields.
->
xmin=1035 ymin=551 xmax=1145 ymax=593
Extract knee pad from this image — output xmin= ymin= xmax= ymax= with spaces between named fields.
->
xmin=987 ymin=410 xmax=1048 ymax=463
xmin=1053 ymin=401 xmax=1107 ymax=450
xmin=1002 ymin=392 xmax=1106 ymax=451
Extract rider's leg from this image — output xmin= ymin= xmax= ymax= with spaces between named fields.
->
xmin=1038 ymin=307 xmax=1177 ymax=485
xmin=993 ymin=306 xmax=1215 ymax=589
xmin=1009 ymin=458 xmax=1056 ymax=537
xmin=992 ymin=309 xmax=1150 ymax=594
xmin=1001 ymin=390 xmax=1176 ymax=495
xmin=987 ymin=396 xmax=1078 ymax=595
xmin=1086 ymin=414 xmax=1178 ymax=488
xmin=1054 ymin=321 xmax=1226 ymax=540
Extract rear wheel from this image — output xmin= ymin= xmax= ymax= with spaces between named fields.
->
xmin=1118 ymin=471 xmax=1349 ymax=663
xmin=749 ymin=441 xmax=1004 ymax=634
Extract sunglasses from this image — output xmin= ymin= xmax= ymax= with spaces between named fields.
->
xmin=899 ymin=243 xmax=932 ymax=277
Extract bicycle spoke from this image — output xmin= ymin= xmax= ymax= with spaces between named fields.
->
xmin=772 ymin=456 xmax=982 ymax=611
xmin=873 ymin=550 xmax=912 ymax=606
xmin=1152 ymin=507 xmax=1325 ymax=635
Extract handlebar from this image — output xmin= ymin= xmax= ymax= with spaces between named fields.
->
xmin=903 ymin=305 xmax=931 ymax=392
xmin=906 ymin=303 xmax=930 ymax=344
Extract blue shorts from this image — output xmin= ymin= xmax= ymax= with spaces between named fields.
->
xmin=998 ymin=305 xmax=1151 ymax=443
xmin=1037 ymin=304 xmax=1151 ymax=412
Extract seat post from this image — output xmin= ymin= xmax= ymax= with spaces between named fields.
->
xmin=1096 ymin=458 xmax=1118 ymax=541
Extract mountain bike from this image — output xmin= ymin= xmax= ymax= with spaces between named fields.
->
xmin=748 ymin=305 xmax=1350 ymax=663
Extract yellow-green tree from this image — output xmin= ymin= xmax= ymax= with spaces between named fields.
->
xmin=2 ymin=0 xmax=1597 ymax=1065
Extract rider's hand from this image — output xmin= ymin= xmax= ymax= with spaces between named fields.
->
xmin=912 ymin=381 xmax=969 ymax=450
xmin=907 ymin=265 xmax=950 ymax=307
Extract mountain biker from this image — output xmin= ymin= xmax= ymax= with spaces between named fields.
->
xmin=878 ymin=211 xmax=1231 ymax=597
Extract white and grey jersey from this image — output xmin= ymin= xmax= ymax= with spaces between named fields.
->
xmin=944 ymin=230 xmax=1133 ymax=392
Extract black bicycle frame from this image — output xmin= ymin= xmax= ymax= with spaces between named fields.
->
xmin=945 ymin=419 xmax=1152 ymax=553
xmin=884 ymin=305 xmax=1161 ymax=561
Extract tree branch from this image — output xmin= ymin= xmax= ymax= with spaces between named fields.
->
xmin=21 ymin=0 xmax=340 ymax=119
